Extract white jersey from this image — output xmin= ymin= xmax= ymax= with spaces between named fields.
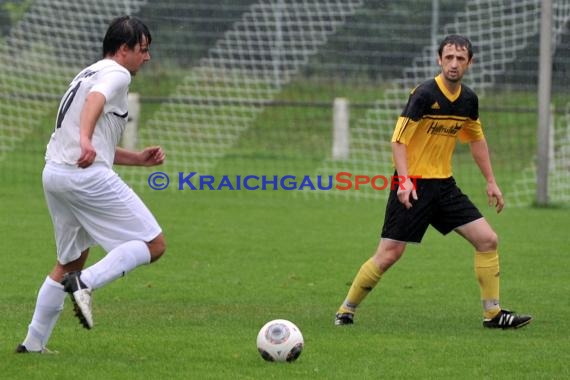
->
xmin=45 ymin=59 xmax=131 ymax=168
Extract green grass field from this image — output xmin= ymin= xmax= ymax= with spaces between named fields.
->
xmin=1 ymin=179 xmax=568 ymax=379
xmin=1 ymin=68 xmax=566 ymax=379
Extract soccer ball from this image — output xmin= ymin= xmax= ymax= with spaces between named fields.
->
xmin=256 ymin=319 xmax=304 ymax=362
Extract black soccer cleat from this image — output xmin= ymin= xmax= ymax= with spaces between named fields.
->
xmin=334 ymin=312 xmax=354 ymax=326
xmin=15 ymin=344 xmax=58 ymax=354
xmin=15 ymin=344 xmax=29 ymax=353
xmin=61 ymin=271 xmax=93 ymax=330
xmin=483 ymin=309 xmax=533 ymax=329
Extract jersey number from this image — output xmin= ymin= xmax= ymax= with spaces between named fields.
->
xmin=55 ymin=81 xmax=81 ymax=129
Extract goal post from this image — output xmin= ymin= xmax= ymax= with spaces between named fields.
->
xmin=332 ymin=97 xmax=350 ymax=161
xmin=536 ymin=0 xmax=553 ymax=206
xmin=121 ymin=92 xmax=141 ymax=150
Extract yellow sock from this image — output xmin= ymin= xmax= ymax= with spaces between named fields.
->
xmin=337 ymin=258 xmax=383 ymax=314
xmin=474 ymin=250 xmax=501 ymax=319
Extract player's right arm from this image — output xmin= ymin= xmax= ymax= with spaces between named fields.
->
xmin=390 ymin=84 xmax=429 ymax=208
xmin=77 ymin=91 xmax=105 ymax=168
xmin=392 ymin=140 xmax=417 ymax=209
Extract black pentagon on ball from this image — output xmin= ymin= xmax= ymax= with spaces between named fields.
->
xmin=286 ymin=342 xmax=303 ymax=362
xmin=258 ymin=348 xmax=275 ymax=362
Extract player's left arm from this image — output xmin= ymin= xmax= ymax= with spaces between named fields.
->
xmin=469 ymin=138 xmax=504 ymax=213
xmin=114 ymin=146 xmax=165 ymax=166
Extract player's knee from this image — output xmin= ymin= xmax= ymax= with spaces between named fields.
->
xmin=148 ymin=234 xmax=166 ymax=263
xmin=374 ymin=240 xmax=406 ymax=272
xmin=478 ymin=231 xmax=499 ymax=251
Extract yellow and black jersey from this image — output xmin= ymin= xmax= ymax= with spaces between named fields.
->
xmin=391 ymin=74 xmax=484 ymax=178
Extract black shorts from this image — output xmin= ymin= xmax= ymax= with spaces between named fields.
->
xmin=380 ymin=176 xmax=482 ymax=243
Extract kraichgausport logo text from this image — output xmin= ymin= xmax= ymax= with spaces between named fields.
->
xmin=147 ymin=171 xmax=421 ymax=191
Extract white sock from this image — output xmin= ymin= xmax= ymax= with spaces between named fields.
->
xmin=22 ymin=276 xmax=66 ymax=351
xmin=81 ymin=240 xmax=151 ymax=290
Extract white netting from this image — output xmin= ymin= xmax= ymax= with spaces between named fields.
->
xmin=1 ymin=0 xmax=569 ymax=206
xmin=313 ymin=0 xmax=570 ymax=205
xmin=549 ymin=104 xmax=570 ymax=203
xmin=119 ymin=0 xmax=364 ymax=185
xmin=508 ymin=1 xmax=570 ymax=206
xmin=0 ymin=0 xmax=148 ymax=160
xmin=512 ymin=102 xmax=570 ymax=205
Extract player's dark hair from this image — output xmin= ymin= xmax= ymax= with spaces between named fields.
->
xmin=438 ymin=34 xmax=473 ymax=60
xmin=102 ymin=15 xmax=152 ymax=57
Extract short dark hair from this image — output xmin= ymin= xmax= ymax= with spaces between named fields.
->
xmin=102 ymin=15 xmax=152 ymax=57
xmin=438 ymin=34 xmax=473 ymax=60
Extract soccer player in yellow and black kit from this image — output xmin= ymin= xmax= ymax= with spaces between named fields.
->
xmin=335 ymin=35 xmax=532 ymax=329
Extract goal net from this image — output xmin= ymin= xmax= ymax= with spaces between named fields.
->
xmin=313 ymin=0 xmax=570 ymax=205
xmin=511 ymin=102 xmax=570 ymax=205
xmin=0 ymin=0 xmax=149 ymax=165
xmin=120 ymin=0 xmax=366 ymax=186
xmin=129 ymin=0 xmax=570 ymax=206
xmin=1 ymin=0 xmax=569 ymax=207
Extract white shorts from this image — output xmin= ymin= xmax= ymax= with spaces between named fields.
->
xmin=43 ymin=162 xmax=162 ymax=265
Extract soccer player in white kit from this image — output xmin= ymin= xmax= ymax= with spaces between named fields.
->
xmin=16 ymin=16 xmax=166 ymax=353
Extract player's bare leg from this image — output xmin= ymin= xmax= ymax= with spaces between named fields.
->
xmin=147 ymin=233 xmax=166 ymax=262
xmin=50 ymin=249 xmax=90 ymax=282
